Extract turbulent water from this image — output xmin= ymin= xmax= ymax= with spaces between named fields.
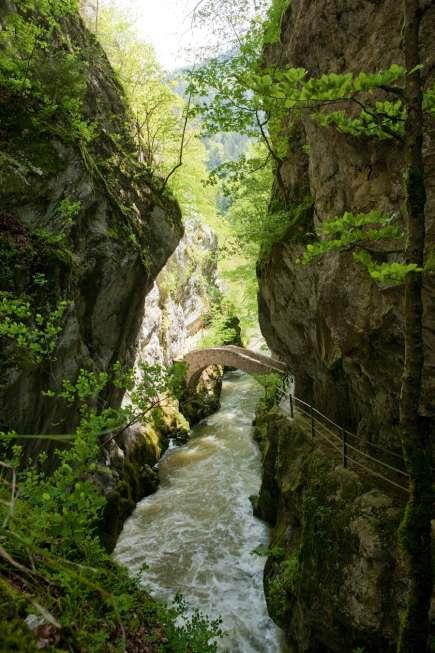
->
xmin=114 ymin=371 xmax=286 ymax=652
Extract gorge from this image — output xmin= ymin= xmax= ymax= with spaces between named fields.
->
xmin=0 ymin=1 xmax=434 ymax=653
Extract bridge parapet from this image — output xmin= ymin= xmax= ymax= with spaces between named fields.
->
xmin=223 ymin=345 xmax=288 ymax=373
xmin=183 ymin=346 xmax=289 ymax=387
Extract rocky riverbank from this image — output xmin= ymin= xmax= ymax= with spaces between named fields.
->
xmin=253 ymin=405 xmax=408 ymax=652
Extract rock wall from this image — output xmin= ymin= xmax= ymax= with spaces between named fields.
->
xmin=0 ymin=6 xmax=183 ymax=443
xmin=258 ymin=0 xmax=435 ymax=448
xmin=254 ymin=407 xmax=407 ymax=652
xmin=132 ymin=213 xmax=227 ymax=427
xmin=255 ymin=3 xmax=435 ymax=649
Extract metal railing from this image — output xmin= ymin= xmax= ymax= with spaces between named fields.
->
xmin=276 ymin=386 xmax=411 ymax=495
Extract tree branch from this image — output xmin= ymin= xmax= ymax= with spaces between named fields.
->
xmin=255 ymin=111 xmax=288 ymax=205
xmin=160 ymin=92 xmax=193 ymax=192
xmin=350 ymin=96 xmax=405 ymax=143
xmin=100 ymin=394 xmax=170 ymax=447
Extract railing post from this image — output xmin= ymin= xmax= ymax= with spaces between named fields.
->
xmin=289 ymin=393 xmax=294 ymax=419
xmin=342 ymin=428 xmax=347 ymax=468
xmin=310 ymin=405 xmax=315 ymax=438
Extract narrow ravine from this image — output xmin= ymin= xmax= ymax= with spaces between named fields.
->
xmin=114 ymin=371 xmax=286 ymax=652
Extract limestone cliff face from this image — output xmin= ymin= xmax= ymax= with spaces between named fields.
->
xmin=258 ymin=0 xmax=435 ymax=447
xmin=0 ymin=8 xmax=183 ymax=440
xmin=135 ymin=215 xmax=220 ymax=368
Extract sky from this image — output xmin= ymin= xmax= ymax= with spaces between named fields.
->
xmin=105 ymin=0 xmax=208 ymax=69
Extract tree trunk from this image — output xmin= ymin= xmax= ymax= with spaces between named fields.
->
xmin=397 ymin=1 xmax=433 ymax=651
xmin=94 ymin=0 xmax=99 ymax=35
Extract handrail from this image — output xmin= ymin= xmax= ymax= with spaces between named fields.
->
xmin=295 ymin=406 xmax=343 ymax=454
xmin=342 ymin=428 xmax=405 ymax=461
xmin=297 ymin=408 xmax=408 ymax=478
xmin=343 ymin=454 xmax=409 ymax=493
xmin=277 ymin=385 xmax=414 ymax=495
xmin=343 ymin=439 xmax=409 ymax=478
xmin=295 ymin=410 xmax=409 ymax=492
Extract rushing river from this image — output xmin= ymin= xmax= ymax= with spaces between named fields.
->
xmin=114 ymin=371 xmax=286 ymax=652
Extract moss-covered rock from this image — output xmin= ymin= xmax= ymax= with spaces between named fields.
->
xmin=151 ymin=399 xmax=190 ymax=444
xmin=100 ymin=397 xmax=191 ymax=551
xmin=254 ymin=406 xmax=407 ymax=652
xmin=180 ymin=364 xmax=223 ymax=426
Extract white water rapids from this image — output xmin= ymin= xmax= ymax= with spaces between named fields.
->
xmin=114 ymin=371 xmax=286 ymax=652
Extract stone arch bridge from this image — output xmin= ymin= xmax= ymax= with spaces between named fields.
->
xmin=182 ymin=345 xmax=289 ymax=387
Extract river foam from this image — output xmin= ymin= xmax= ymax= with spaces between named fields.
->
xmin=114 ymin=371 xmax=286 ymax=652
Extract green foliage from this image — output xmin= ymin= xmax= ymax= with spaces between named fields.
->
xmin=187 ymin=23 xmax=268 ymax=139
xmin=223 ymin=148 xmax=275 ymax=253
xmin=0 ymin=214 xmax=76 ymax=381
xmin=31 ymin=227 xmax=77 ymax=267
xmin=423 ymin=85 xmax=435 ymax=116
xmin=300 ymin=209 xmax=425 ymax=285
xmin=268 ymin=64 xmax=406 ymax=103
xmin=200 ymin=135 xmax=309 ymax=338
xmin=94 ymin=6 xmax=182 ymax=172
xmin=190 ymin=18 xmax=434 ymax=166
xmin=189 ymin=0 xmax=270 ymax=62
xmin=212 ymin=141 xmax=313 ymax=333
xmin=252 ymin=373 xmax=283 ymax=410
xmin=209 ymin=144 xmax=270 ymax=335
xmin=353 ymin=251 xmax=422 ymax=285
xmin=161 ymin=596 xmax=223 ymax=653
xmin=302 ymin=210 xmax=401 ymax=258
xmin=218 ymin=253 xmax=259 ymax=340
xmin=189 ymin=20 xmax=423 ymax=152
xmin=262 ymin=0 xmax=290 ymax=45
xmin=92 ymin=3 xmax=216 ymax=219
xmin=260 ymin=198 xmax=314 ymax=258
xmin=42 ymin=361 xmax=188 ymax=435
xmin=200 ymin=299 xmax=241 ymax=348
xmin=424 ymin=249 xmax=435 ymax=272
xmin=45 ymin=367 xmax=113 ymax=413
xmin=128 ymin=362 xmax=188 ymax=414
xmin=312 ymin=100 xmax=406 ymax=140
xmin=0 ymin=1 xmax=94 ymax=147
xmin=267 ymin=549 xmax=301 ymax=620
xmin=203 ymin=132 xmax=252 ymax=173
xmin=0 ymin=294 xmax=68 ymax=371
xmin=56 ymin=197 xmax=81 ymax=224
xmin=0 ymin=364 xmax=222 ymax=651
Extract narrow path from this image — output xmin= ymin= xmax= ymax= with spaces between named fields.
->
xmin=278 ymin=392 xmax=410 ymax=501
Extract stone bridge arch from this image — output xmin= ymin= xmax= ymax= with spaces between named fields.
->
xmin=183 ymin=345 xmax=288 ymax=387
